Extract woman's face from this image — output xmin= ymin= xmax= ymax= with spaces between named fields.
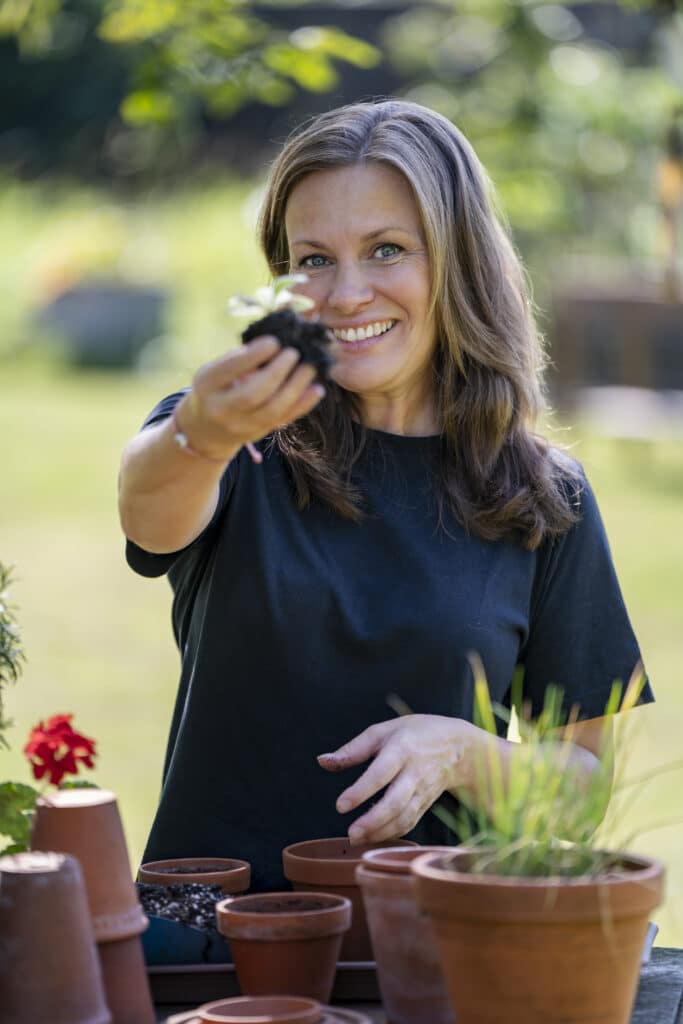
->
xmin=285 ymin=162 xmax=438 ymax=410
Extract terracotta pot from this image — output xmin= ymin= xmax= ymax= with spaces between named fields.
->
xmin=412 ymin=848 xmax=666 ymax=1024
xmin=216 ymin=891 xmax=351 ymax=1003
xmin=0 ymin=851 xmax=111 ymax=1024
xmin=356 ymin=846 xmax=455 ymax=1024
xmin=138 ymin=857 xmax=250 ymax=894
xmin=31 ymin=789 xmax=147 ymax=940
xmin=197 ymin=995 xmax=323 ymax=1023
xmin=282 ymin=837 xmax=418 ymax=961
xmin=30 ymin=788 xmax=155 ymax=1024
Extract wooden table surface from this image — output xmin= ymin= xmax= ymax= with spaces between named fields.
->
xmin=155 ymin=947 xmax=683 ymax=1023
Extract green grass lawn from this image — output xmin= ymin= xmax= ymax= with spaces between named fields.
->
xmin=1 ymin=178 xmax=682 ymax=948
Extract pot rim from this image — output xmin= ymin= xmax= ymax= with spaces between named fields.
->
xmin=358 ymin=845 xmax=457 ymax=876
xmin=411 ymin=847 xmax=666 ymax=890
xmin=139 ymin=857 xmax=250 ymax=875
xmin=215 ymin=891 xmax=352 ymax=940
xmin=282 ymin=838 xmax=418 ymax=885
xmin=197 ymin=995 xmax=322 ymax=1023
xmin=138 ymin=857 xmax=251 ymax=894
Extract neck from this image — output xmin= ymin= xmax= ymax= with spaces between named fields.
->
xmin=357 ymin=392 xmax=440 ymax=436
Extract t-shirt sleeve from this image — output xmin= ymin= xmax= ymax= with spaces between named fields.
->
xmin=518 ymin=470 xmax=653 ymax=721
xmin=124 ymin=389 xmax=238 ymax=578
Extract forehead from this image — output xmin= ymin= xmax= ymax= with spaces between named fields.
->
xmin=285 ymin=162 xmax=424 ymax=243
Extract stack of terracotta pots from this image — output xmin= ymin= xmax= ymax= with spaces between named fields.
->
xmin=0 ymin=850 xmax=111 ymax=1024
xmin=30 ymin=788 xmax=155 ymax=1024
xmin=356 ymin=846 xmax=455 ymax=1024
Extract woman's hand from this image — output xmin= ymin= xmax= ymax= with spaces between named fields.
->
xmin=176 ymin=334 xmax=325 ymax=462
xmin=317 ymin=715 xmax=479 ymax=845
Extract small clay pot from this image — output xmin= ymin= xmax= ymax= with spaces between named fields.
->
xmin=138 ymin=857 xmax=251 ymax=894
xmin=197 ymin=995 xmax=323 ymax=1023
xmin=0 ymin=851 xmax=111 ymax=1024
xmin=216 ymin=891 xmax=351 ymax=1004
xmin=30 ymin=788 xmax=155 ymax=1024
xmin=356 ymin=846 xmax=455 ymax=1024
xmin=282 ymin=837 xmax=418 ymax=962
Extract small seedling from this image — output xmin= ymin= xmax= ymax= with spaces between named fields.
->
xmin=228 ymin=274 xmax=335 ymax=381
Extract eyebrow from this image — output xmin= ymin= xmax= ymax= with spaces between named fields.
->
xmin=289 ymin=227 xmax=416 ymax=248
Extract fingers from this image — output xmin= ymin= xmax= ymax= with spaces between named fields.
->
xmin=333 ymin=745 xmax=405 ymax=816
xmin=351 ymin=791 xmax=427 ymax=846
xmin=197 ymin=336 xmax=281 ymax=391
xmin=349 ymin=772 xmax=415 ymax=842
xmin=318 ymin=721 xmax=398 ymax=775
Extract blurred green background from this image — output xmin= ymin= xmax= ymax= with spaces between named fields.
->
xmin=1 ymin=0 xmax=682 ymax=947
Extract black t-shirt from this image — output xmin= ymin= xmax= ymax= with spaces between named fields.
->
xmin=126 ymin=392 xmax=652 ymax=890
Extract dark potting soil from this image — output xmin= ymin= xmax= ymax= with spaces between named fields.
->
xmin=241 ymin=309 xmax=335 ymax=381
xmin=136 ymin=881 xmax=225 ymax=933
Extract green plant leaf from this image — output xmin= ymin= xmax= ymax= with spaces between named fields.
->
xmin=0 ymin=781 xmax=37 ymax=854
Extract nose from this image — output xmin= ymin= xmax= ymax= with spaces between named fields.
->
xmin=326 ymin=261 xmax=374 ymax=315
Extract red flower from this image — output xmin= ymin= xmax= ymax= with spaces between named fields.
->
xmin=23 ymin=714 xmax=97 ymax=787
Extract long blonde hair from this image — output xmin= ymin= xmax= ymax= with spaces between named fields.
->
xmin=259 ymin=99 xmax=579 ymax=549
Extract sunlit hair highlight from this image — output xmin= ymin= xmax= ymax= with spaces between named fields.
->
xmin=258 ymin=99 xmax=580 ymax=548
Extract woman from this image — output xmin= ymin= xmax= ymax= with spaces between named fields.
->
xmin=119 ymin=100 xmax=651 ymax=890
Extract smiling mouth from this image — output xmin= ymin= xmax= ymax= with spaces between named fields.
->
xmin=329 ymin=320 xmax=398 ymax=350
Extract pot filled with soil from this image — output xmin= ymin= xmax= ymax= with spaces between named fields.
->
xmin=138 ymin=857 xmax=250 ymax=894
xmin=412 ymin=847 xmax=665 ymax=1024
xmin=282 ymin=837 xmax=418 ymax=961
xmin=0 ymin=851 xmax=111 ymax=1024
xmin=356 ymin=846 xmax=455 ymax=1024
xmin=216 ymin=891 xmax=352 ymax=1003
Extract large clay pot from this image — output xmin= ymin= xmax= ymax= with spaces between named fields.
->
xmin=356 ymin=846 xmax=455 ymax=1024
xmin=0 ymin=851 xmax=111 ymax=1024
xmin=138 ymin=857 xmax=251 ymax=894
xmin=216 ymin=891 xmax=351 ymax=1003
xmin=282 ymin=837 xmax=418 ymax=961
xmin=412 ymin=848 xmax=665 ymax=1024
xmin=31 ymin=788 xmax=155 ymax=1024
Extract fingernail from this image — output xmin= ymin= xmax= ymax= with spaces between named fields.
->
xmin=317 ymin=753 xmax=333 ymax=761
xmin=337 ymin=799 xmax=350 ymax=814
xmin=314 ymin=385 xmax=326 ymax=398
xmin=349 ymin=825 xmax=364 ymax=842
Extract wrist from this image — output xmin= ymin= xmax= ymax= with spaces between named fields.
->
xmin=171 ymin=399 xmax=240 ymax=465
xmin=449 ymin=722 xmax=511 ymax=801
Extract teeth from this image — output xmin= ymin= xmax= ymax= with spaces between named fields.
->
xmin=333 ymin=320 xmax=394 ymax=342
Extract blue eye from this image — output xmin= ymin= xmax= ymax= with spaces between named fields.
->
xmin=374 ymin=243 xmax=402 ymax=259
xmin=299 ymin=254 xmax=329 ymax=269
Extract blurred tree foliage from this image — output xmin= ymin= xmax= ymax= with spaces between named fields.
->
xmin=381 ymin=0 xmax=683 ymax=288
xmin=0 ymin=0 xmax=379 ymax=176
xmin=1 ymin=0 xmax=682 ymax=297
